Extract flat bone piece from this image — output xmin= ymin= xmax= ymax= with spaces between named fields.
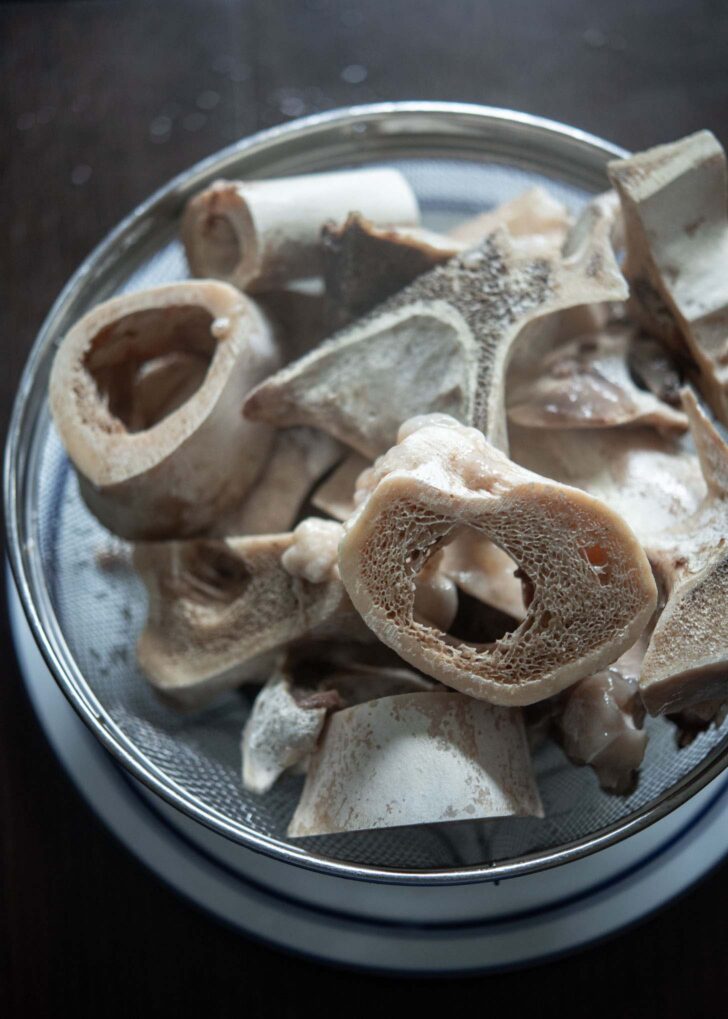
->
xmin=50 ymin=281 xmax=279 ymax=540
xmin=339 ymin=415 xmax=657 ymax=706
xmin=638 ymin=390 xmax=728 ymax=714
xmin=322 ymin=213 xmax=462 ymax=324
xmin=215 ymin=427 xmax=344 ymax=536
xmin=608 ymin=131 xmax=728 ymax=425
xmin=449 ymin=186 xmax=572 ymax=253
xmin=241 ymin=660 xmax=433 ymax=794
xmin=507 ymin=324 xmax=688 ymax=432
xmin=311 ymin=450 xmax=370 ymax=521
xmin=181 ymin=169 xmax=420 ymax=292
xmin=134 ymin=524 xmax=349 ymax=707
xmin=245 ymin=195 xmax=627 ymax=456
xmin=287 ymin=691 xmax=543 ymax=836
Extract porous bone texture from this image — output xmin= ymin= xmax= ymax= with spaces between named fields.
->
xmin=339 ymin=415 xmax=656 ymax=706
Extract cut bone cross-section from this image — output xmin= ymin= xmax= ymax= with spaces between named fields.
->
xmin=287 ymin=691 xmax=543 ymax=837
xmin=244 ymin=193 xmax=627 ymax=456
xmin=339 ymin=415 xmax=657 ymax=706
xmin=609 ymin=131 xmax=728 ymax=426
xmin=50 ymin=281 xmax=279 ymax=540
xmin=182 ymin=169 xmax=420 ymax=292
xmin=134 ymin=523 xmax=349 ymax=707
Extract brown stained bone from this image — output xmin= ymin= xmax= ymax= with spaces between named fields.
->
xmin=241 ymin=658 xmax=433 ymax=794
xmin=215 ymin=427 xmax=344 ymax=536
xmin=287 ymin=690 xmax=543 ymax=837
xmin=507 ymin=324 xmax=688 ymax=432
xmin=667 ymin=699 xmax=728 ymax=747
xmin=638 ymin=390 xmax=728 ymax=714
xmin=322 ymin=213 xmax=462 ymax=325
xmin=627 ymin=333 xmax=685 ymax=408
xmin=311 ymin=450 xmax=370 ymax=521
xmin=339 ymin=415 xmax=657 ymax=706
xmin=50 ymin=281 xmax=279 ymax=540
xmin=181 ymin=169 xmax=420 ymax=292
xmin=244 ymin=196 xmax=627 ymax=457
xmin=256 ymin=279 xmax=333 ymax=364
xmin=134 ymin=523 xmax=349 ymax=707
xmin=449 ymin=186 xmax=572 ymax=253
xmin=608 ymin=132 xmax=728 ymax=425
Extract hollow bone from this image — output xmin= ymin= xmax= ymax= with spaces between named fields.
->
xmin=50 ymin=281 xmax=279 ymax=540
xmin=134 ymin=523 xmax=348 ymax=707
xmin=287 ymin=691 xmax=543 ymax=837
xmin=339 ymin=415 xmax=657 ymax=706
xmin=182 ymin=168 xmax=419 ymax=292
xmin=608 ymin=131 xmax=728 ymax=425
xmin=245 ymin=193 xmax=627 ymax=457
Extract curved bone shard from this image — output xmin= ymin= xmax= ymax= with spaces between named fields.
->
xmin=287 ymin=691 xmax=543 ymax=837
xmin=50 ymin=281 xmax=279 ymax=540
xmin=339 ymin=416 xmax=657 ymax=706
xmin=182 ymin=169 xmax=420 ymax=292
xmin=639 ymin=391 xmax=728 ymax=714
xmin=246 ymin=202 xmax=627 ymax=456
xmin=322 ymin=213 xmax=462 ymax=324
xmin=449 ymin=186 xmax=572 ymax=254
xmin=134 ymin=524 xmax=349 ymax=707
xmin=242 ymin=669 xmax=328 ymax=794
xmin=507 ymin=324 xmax=688 ymax=432
xmin=608 ymin=131 xmax=728 ymax=424
xmin=311 ymin=450 xmax=370 ymax=521
xmin=216 ymin=428 xmax=343 ymax=536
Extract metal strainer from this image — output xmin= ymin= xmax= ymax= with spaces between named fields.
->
xmin=6 ymin=103 xmax=728 ymax=884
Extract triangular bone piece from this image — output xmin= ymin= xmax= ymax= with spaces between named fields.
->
xmin=50 ymin=281 xmax=279 ymax=540
xmin=311 ymin=450 xmax=370 ymax=521
xmin=639 ymin=390 xmax=728 ymax=713
xmin=182 ymin=169 xmax=419 ymax=291
xmin=245 ymin=197 xmax=627 ymax=456
xmin=322 ymin=213 xmax=461 ymax=325
xmin=507 ymin=324 xmax=688 ymax=432
xmin=134 ymin=522 xmax=348 ymax=707
xmin=287 ymin=691 xmax=543 ymax=837
xmin=449 ymin=186 xmax=572 ymax=254
xmin=608 ymin=131 xmax=728 ymax=425
xmin=339 ymin=415 xmax=657 ymax=706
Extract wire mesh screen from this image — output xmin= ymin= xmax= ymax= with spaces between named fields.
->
xmin=31 ymin=154 xmax=728 ymax=871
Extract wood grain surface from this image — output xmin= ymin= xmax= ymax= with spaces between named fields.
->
xmin=1 ymin=1 xmax=727 ymax=1014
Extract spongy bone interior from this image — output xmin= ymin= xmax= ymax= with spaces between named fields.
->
xmin=83 ymin=304 xmax=216 ymax=432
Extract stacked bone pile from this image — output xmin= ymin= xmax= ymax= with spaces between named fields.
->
xmin=50 ymin=133 xmax=728 ymax=838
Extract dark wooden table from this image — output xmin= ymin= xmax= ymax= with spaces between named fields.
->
xmin=2 ymin=1 xmax=728 ymax=1013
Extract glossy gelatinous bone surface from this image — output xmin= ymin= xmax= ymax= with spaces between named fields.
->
xmin=50 ymin=281 xmax=279 ymax=540
xmin=339 ymin=415 xmax=656 ymax=706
